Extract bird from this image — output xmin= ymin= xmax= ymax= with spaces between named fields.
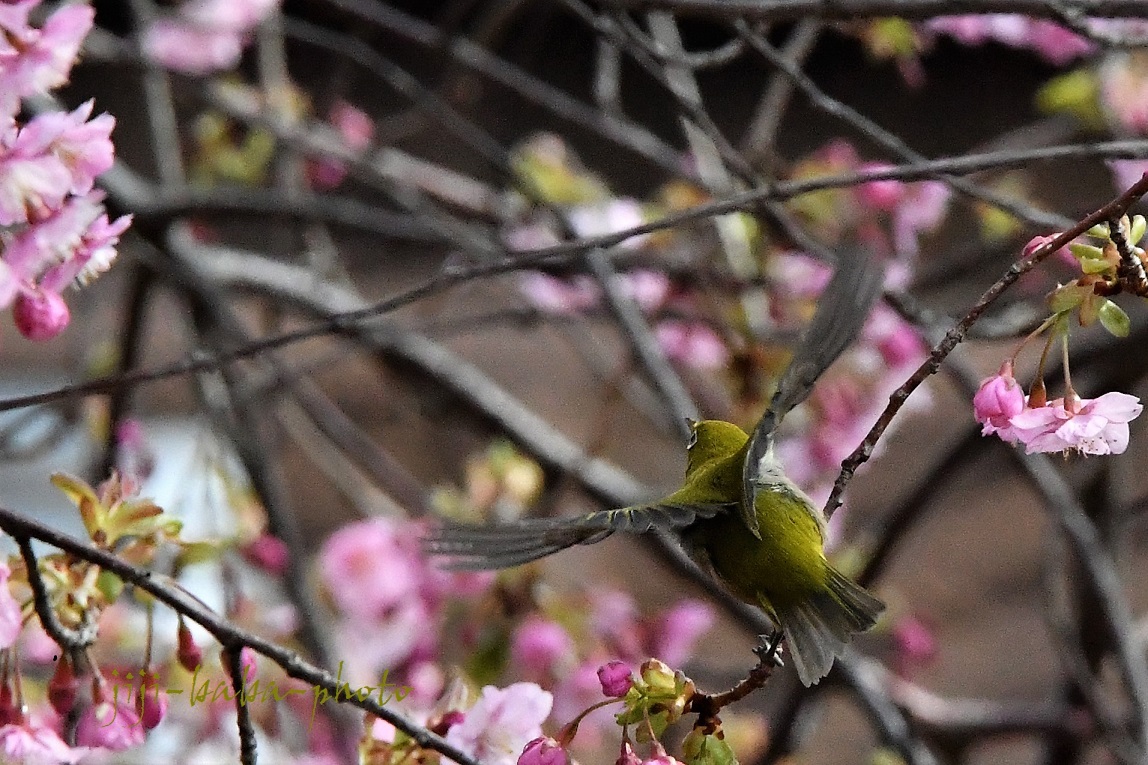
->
xmin=423 ymin=250 xmax=886 ymax=686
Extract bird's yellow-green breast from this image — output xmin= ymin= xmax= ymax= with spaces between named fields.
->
xmin=674 ymin=420 xmax=830 ymax=618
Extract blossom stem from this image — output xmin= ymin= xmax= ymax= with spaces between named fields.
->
xmin=1061 ymin=330 xmax=1077 ymax=405
xmin=556 ymin=698 xmax=619 ymax=746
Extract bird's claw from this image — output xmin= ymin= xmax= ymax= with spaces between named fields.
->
xmin=754 ymin=632 xmax=785 ymax=668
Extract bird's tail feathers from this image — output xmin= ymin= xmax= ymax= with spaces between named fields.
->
xmin=774 ymin=567 xmax=884 ymax=687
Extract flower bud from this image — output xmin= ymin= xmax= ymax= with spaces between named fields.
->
xmin=47 ymin=654 xmax=78 ymax=715
xmin=176 ymin=621 xmax=202 ymax=671
xmin=13 ymin=290 xmax=69 ymax=341
xmin=597 ymin=660 xmax=633 ymax=697
xmin=518 ymin=736 xmax=569 ymax=765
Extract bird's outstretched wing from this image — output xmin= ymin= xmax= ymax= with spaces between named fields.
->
xmin=424 ymin=501 xmax=737 ymax=569
xmin=740 ymin=249 xmax=885 ymax=538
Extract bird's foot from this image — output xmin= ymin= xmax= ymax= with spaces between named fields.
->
xmin=753 ymin=631 xmax=785 ymax=669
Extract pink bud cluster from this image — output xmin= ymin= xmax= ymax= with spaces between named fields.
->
xmin=0 ymin=3 xmax=129 ymax=343
xmin=974 ymin=362 xmax=1143 ymax=455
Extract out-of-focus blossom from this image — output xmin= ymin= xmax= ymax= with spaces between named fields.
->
xmin=1101 ymin=52 xmax=1148 ymax=135
xmin=142 ymin=20 xmax=244 ymax=77
xmin=0 ymin=719 xmax=84 ymax=765
xmin=655 ymin=320 xmax=729 ymax=370
xmin=518 ymin=272 xmax=600 ymax=315
xmin=512 ymin=617 xmax=575 ymax=677
xmin=308 ymin=101 xmax=374 ymax=189
xmin=596 ymin=660 xmax=633 ymax=698
xmin=927 ymin=15 xmax=1094 ymax=65
xmin=567 ymin=199 xmax=648 ymax=248
xmin=891 ymin=181 xmax=950 ymax=257
xmin=320 ymin=518 xmax=422 ymax=621
xmin=446 ymin=683 xmax=553 ymax=765
xmin=0 ymin=561 xmax=20 ymax=649
xmin=1009 ymin=392 xmax=1143 ymax=455
xmin=177 ymin=620 xmax=203 ymax=671
xmin=1109 ymin=159 xmax=1148 ymax=192
xmin=622 ymin=269 xmax=671 ymax=312
xmin=651 ymin=599 xmax=714 ymax=666
xmin=75 ymin=701 xmax=145 ymax=751
xmin=518 ymin=736 xmax=569 ymax=765
xmin=239 ymin=532 xmax=290 ymax=576
xmin=973 ymin=362 xmax=1026 ymax=440
xmin=892 ymin=614 xmax=938 ymax=675
xmin=143 ymin=0 xmax=280 ymax=75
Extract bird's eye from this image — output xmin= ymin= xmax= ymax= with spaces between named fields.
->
xmin=686 ymin=429 xmax=699 ymax=449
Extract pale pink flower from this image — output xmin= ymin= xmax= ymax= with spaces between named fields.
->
xmin=622 ymin=269 xmax=670 ymax=312
xmin=892 ymin=180 xmax=949 ymax=256
xmin=182 ymin=0 xmax=279 ymax=31
xmin=1010 ymin=392 xmax=1143 ymax=455
xmin=652 ymin=599 xmax=714 ymax=666
xmin=567 ymin=199 xmax=648 ymax=248
xmin=446 ymin=683 xmax=553 ymax=765
xmin=1109 ymin=159 xmax=1148 ymax=192
xmin=511 ymin=617 xmax=575 ymax=676
xmin=519 ymin=736 xmax=569 ymax=765
xmin=1101 ymin=54 xmax=1148 ymax=135
xmin=0 ymin=3 xmax=93 ymax=113
xmin=0 ymin=720 xmax=84 ymax=765
xmin=329 ymin=101 xmax=373 ymax=151
xmin=518 ymin=271 xmax=600 ymax=315
xmin=0 ymin=562 xmax=19 ymax=649
xmin=75 ymin=701 xmax=145 ymax=751
xmin=12 ymin=288 xmax=68 ymax=340
xmin=892 ymin=614 xmax=937 ymax=675
xmin=319 ymin=518 xmax=421 ymax=620
xmin=589 ymin=590 xmax=642 ymax=658
xmin=596 ymin=661 xmax=633 ymax=697
xmin=39 ymin=207 xmax=132 ymax=290
xmin=1022 ymin=233 xmax=1074 ymax=268
xmin=655 ymin=320 xmax=729 ymax=370
xmin=927 ymin=15 xmax=1093 ymax=65
xmin=142 ymin=19 xmax=244 ymax=75
xmin=972 ymin=362 xmax=1025 ymax=440
xmin=643 ymin=754 xmax=686 ymax=765
xmin=333 ymin=599 xmax=431 ymax=685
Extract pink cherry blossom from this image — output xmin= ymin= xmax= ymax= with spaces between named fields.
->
xmin=319 ymin=518 xmax=422 ymax=620
xmin=891 ymin=180 xmax=950 ymax=257
xmin=75 ymin=701 xmax=145 ymax=751
xmin=622 ymin=269 xmax=670 ymax=312
xmin=655 ymin=320 xmax=729 ymax=370
xmin=446 ymin=683 xmax=553 ymax=765
xmin=926 ymin=15 xmax=1094 ymax=65
xmin=617 ymin=741 xmax=643 ymax=765
xmin=143 ymin=19 xmax=244 ymax=75
xmin=1109 ymin=159 xmax=1148 ymax=193
xmin=0 ymin=562 xmax=18 ymax=650
xmin=0 ymin=719 xmax=84 ymax=765
xmin=652 ymin=599 xmax=714 ymax=666
xmin=240 ymin=533 xmax=290 ymax=575
xmin=0 ymin=2 xmax=93 ymax=114
xmin=518 ymin=272 xmax=600 ymax=315
xmin=511 ymin=617 xmax=575 ymax=676
xmin=892 ymin=614 xmax=938 ymax=675
xmin=973 ymin=362 xmax=1025 ymax=440
xmin=1009 ymin=392 xmax=1143 ymax=455
xmin=518 ymin=736 xmax=569 ymax=765
xmin=567 ymin=199 xmax=648 ymax=248
xmin=182 ymin=0 xmax=279 ymax=31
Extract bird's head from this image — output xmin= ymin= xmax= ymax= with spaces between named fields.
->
xmin=685 ymin=419 xmax=749 ymax=474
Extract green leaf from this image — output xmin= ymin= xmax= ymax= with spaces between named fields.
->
xmin=1099 ymin=300 xmax=1131 ymax=337
xmin=1131 ymin=215 xmax=1146 ymax=245
xmin=1048 ymin=283 xmax=1089 ymax=313
xmin=1087 ymin=223 xmax=1110 ymax=239
xmin=683 ymin=730 xmax=740 ymax=765
xmin=1035 ymin=69 xmax=1104 ymax=128
xmin=176 ymin=541 xmax=221 ymax=567
xmin=1069 ymin=243 xmax=1104 ymax=260
xmin=96 ymin=570 xmax=123 ymax=602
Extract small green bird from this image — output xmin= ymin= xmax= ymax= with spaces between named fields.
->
xmin=424 ymin=252 xmax=885 ymax=686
